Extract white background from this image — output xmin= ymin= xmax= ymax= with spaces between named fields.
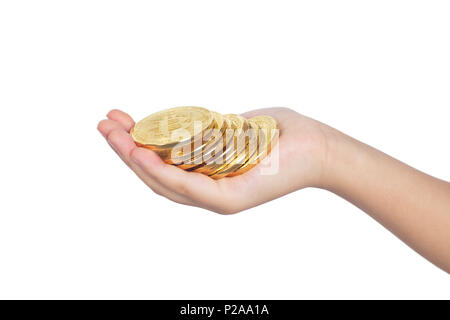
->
xmin=0 ymin=1 xmax=449 ymax=299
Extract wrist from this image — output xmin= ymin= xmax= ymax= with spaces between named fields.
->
xmin=315 ymin=123 xmax=354 ymax=191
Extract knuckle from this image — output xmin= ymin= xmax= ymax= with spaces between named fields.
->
xmin=214 ymin=207 xmax=230 ymax=215
xmin=107 ymin=127 xmax=121 ymax=141
xmin=215 ymin=207 xmax=239 ymax=215
xmin=213 ymin=201 xmax=242 ymax=215
xmin=174 ymin=180 xmax=191 ymax=196
xmin=150 ymin=187 xmax=163 ymax=196
xmin=171 ymin=197 xmax=191 ymax=206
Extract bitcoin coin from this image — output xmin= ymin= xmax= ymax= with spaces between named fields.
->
xmin=191 ymin=114 xmax=247 ymax=175
xmin=227 ymin=115 xmax=278 ymax=177
xmin=130 ymin=107 xmax=278 ymax=179
xmin=248 ymin=115 xmax=279 ymax=151
xmin=209 ymin=121 xmax=259 ymax=179
xmin=131 ymin=106 xmax=214 ymax=148
xmin=174 ymin=115 xmax=230 ymax=169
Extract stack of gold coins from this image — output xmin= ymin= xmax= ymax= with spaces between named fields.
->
xmin=131 ymin=106 xmax=279 ymax=179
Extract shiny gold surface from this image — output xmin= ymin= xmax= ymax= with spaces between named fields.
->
xmin=209 ymin=121 xmax=259 ymax=179
xmin=227 ymin=115 xmax=279 ymax=176
xmin=175 ymin=117 xmax=230 ymax=169
xmin=130 ymin=107 xmax=278 ymax=179
xmin=131 ymin=106 xmax=213 ymax=147
xmin=191 ymin=115 xmax=247 ymax=175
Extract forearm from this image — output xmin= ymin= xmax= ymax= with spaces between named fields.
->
xmin=320 ymin=126 xmax=450 ymax=273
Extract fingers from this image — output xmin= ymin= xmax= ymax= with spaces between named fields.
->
xmin=106 ymin=109 xmax=135 ymax=132
xmin=105 ymin=128 xmax=136 ymax=164
xmin=98 ymin=109 xmax=252 ymax=213
xmin=97 ymin=108 xmax=135 ymax=138
xmin=107 ymin=129 xmax=193 ymax=206
xmin=97 ymin=119 xmax=124 ymax=138
xmin=97 ymin=115 xmax=193 ymax=205
xmin=130 ymin=147 xmax=230 ymax=212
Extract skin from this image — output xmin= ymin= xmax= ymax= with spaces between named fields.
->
xmin=97 ymin=108 xmax=450 ymax=273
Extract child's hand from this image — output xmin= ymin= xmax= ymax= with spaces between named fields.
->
xmin=98 ymin=107 xmax=450 ymax=272
xmin=97 ymin=108 xmax=330 ymax=214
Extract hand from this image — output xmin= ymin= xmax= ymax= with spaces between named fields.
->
xmin=97 ymin=107 xmax=330 ymax=214
xmin=97 ymin=107 xmax=450 ymax=272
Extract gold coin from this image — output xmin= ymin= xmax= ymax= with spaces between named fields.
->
xmin=248 ymin=115 xmax=278 ymax=144
xmin=174 ymin=116 xmax=230 ymax=169
xmin=248 ymin=115 xmax=279 ymax=159
xmin=202 ymin=114 xmax=247 ymax=166
xmin=222 ymin=114 xmax=248 ymax=139
xmin=167 ymin=111 xmax=225 ymax=163
xmin=191 ymin=115 xmax=248 ymax=174
xmin=227 ymin=115 xmax=278 ymax=177
xmin=131 ymin=106 xmax=214 ymax=148
xmin=209 ymin=121 xmax=259 ymax=179
xmin=130 ymin=107 xmax=278 ymax=179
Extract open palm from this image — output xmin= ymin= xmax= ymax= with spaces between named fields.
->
xmin=98 ymin=107 xmax=328 ymax=214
